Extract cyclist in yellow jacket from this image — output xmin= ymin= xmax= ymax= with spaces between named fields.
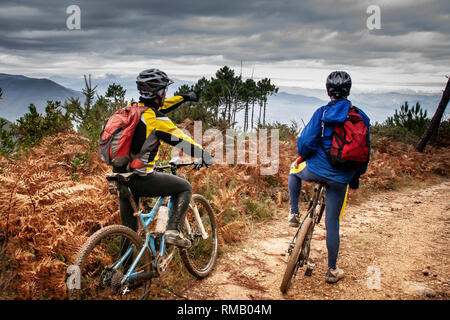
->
xmin=115 ymin=68 xmax=213 ymax=248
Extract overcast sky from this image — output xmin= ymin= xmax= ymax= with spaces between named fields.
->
xmin=0 ymin=0 xmax=449 ymax=93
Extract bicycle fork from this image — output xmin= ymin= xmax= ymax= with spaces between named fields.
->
xmin=184 ymin=203 xmax=209 ymax=240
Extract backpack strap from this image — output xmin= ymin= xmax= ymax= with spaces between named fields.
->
xmin=127 ymin=105 xmax=153 ymax=170
xmin=321 ymin=109 xmax=327 ymax=138
xmin=320 ymin=100 xmax=339 ymax=138
xmin=319 ymin=101 xmax=352 ymax=155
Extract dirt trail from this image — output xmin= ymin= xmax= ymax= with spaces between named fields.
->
xmin=184 ymin=180 xmax=450 ymax=300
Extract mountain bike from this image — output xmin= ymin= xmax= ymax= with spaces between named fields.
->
xmin=280 ymin=182 xmax=326 ymax=293
xmin=67 ymin=159 xmax=218 ymax=300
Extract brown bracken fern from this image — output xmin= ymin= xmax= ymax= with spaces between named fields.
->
xmin=0 ymin=128 xmax=448 ymax=299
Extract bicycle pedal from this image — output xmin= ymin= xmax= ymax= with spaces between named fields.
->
xmin=304 ymin=262 xmax=315 ymax=277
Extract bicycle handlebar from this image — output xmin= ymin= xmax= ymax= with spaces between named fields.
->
xmin=154 ymin=160 xmax=208 ymax=173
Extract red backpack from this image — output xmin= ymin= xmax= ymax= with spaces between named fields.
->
xmin=98 ymin=102 xmax=148 ymax=168
xmin=321 ymin=106 xmax=369 ymax=172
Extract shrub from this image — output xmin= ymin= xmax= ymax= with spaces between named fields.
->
xmin=385 ymin=102 xmax=429 ymax=137
xmin=242 ymin=199 xmax=271 ymax=219
xmin=0 ymin=118 xmax=17 ymax=156
xmin=370 ymin=123 xmax=419 ymax=147
xmin=435 ymin=118 xmax=450 ymax=147
xmin=63 ymin=78 xmax=127 ymax=151
xmin=258 ymin=120 xmax=301 ymax=141
xmin=371 ymin=102 xmax=431 ymax=146
xmin=10 ymin=101 xmax=72 ymax=153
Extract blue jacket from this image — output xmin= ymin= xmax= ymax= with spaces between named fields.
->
xmin=297 ymin=99 xmax=371 ymax=185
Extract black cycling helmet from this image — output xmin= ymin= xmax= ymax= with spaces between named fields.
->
xmin=326 ymin=71 xmax=352 ymax=99
xmin=136 ymin=68 xmax=174 ymax=99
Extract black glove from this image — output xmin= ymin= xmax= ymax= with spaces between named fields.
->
xmin=202 ymin=150 xmax=214 ymax=167
xmin=182 ymin=89 xmax=202 ymax=102
xmin=349 ymin=174 xmax=360 ymax=190
xmin=194 ymin=151 xmax=214 ymax=169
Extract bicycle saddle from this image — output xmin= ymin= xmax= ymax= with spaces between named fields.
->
xmin=105 ymin=172 xmax=136 ymax=185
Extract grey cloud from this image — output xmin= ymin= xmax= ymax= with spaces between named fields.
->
xmin=0 ymin=0 xmax=448 ymax=78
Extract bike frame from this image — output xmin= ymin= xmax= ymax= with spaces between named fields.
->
xmin=292 ymin=184 xmax=325 ymax=238
xmin=289 ymin=183 xmax=326 ymax=265
xmin=110 ymin=162 xmax=209 ymax=285
xmin=115 ymin=195 xmax=172 ymax=283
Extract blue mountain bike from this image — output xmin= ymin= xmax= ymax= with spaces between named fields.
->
xmin=68 ymin=160 xmax=218 ymax=299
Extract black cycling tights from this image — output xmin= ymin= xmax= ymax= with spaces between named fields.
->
xmin=118 ymin=171 xmax=192 ymax=232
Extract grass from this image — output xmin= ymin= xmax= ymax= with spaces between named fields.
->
xmin=195 ymin=174 xmax=220 ymax=201
xmin=242 ymin=198 xmax=273 ymax=220
xmin=370 ymin=124 xmax=420 ymax=147
xmin=354 ymin=173 xmax=448 ymax=204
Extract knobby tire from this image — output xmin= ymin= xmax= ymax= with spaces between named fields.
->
xmin=180 ymin=194 xmax=219 ymax=279
xmin=280 ymin=217 xmax=313 ymax=293
xmin=69 ymin=225 xmax=152 ymax=300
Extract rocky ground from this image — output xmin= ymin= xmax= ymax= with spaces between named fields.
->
xmin=181 ymin=180 xmax=450 ymax=300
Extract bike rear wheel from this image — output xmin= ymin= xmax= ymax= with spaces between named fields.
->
xmin=69 ymin=225 xmax=152 ymax=300
xmin=180 ymin=194 xmax=218 ymax=278
xmin=280 ymin=217 xmax=312 ymax=293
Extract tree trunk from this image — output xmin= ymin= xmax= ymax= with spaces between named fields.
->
xmin=227 ymin=99 xmax=231 ymax=126
xmin=224 ymin=101 xmax=228 ymax=124
xmin=251 ymin=100 xmax=255 ymax=130
xmin=232 ymin=103 xmax=236 ymax=128
xmin=415 ymin=78 xmax=450 ymax=152
xmin=263 ymin=98 xmax=266 ymax=125
xmin=258 ymin=101 xmax=262 ymax=127
xmin=244 ymin=101 xmax=249 ymax=132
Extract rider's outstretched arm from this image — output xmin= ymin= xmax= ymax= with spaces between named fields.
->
xmin=158 ymin=96 xmax=186 ymax=114
xmin=158 ymin=90 xmax=201 ymax=114
xmin=148 ymin=109 xmax=209 ymax=160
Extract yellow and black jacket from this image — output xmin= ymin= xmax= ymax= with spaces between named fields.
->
xmin=121 ymin=95 xmax=203 ymax=175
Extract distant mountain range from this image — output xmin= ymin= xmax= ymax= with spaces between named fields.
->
xmin=264 ymin=87 xmax=442 ymax=127
xmin=0 ymin=74 xmax=84 ymax=121
xmin=0 ymin=73 xmax=443 ymax=125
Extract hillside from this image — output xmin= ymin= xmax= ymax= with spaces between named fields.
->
xmin=0 ymin=73 xmax=442 ymax=125
xmin=0 ymin=74 xmax=83 ymax=122
xmin=0 ymin=129 xmax=449 ymax=299
xmin=265 ymin=89 xmax=441 ymax=125
xmin=46 ymin=74 xmax=445 ymax=124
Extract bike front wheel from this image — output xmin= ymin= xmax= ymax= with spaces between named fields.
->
xmin=180 ymin=194 xmax=219 ymax=278
xmin=69 ymin=225 xmax=152 ymax=300
xmin=280 ymin=217 xmax=312 ymax=294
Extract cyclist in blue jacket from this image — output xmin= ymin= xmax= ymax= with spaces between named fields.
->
xmin=288 ymin=71 xmax=370 ymax=283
